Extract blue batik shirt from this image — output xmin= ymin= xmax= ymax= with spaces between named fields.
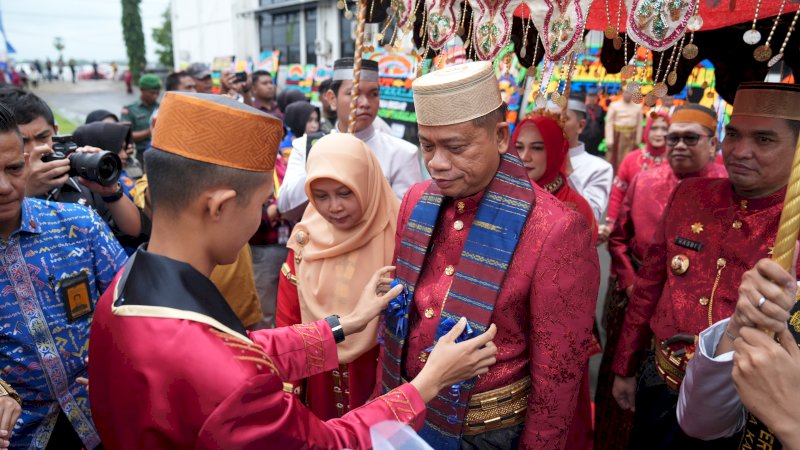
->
xmin=0 ymin=198 xmax=126 ymax=449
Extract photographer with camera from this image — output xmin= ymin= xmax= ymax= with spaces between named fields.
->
xmin=0 ymin=86 xmax=145 ymax=241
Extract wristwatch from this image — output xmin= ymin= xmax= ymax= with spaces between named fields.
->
xmin=0 ymin=378 xmax=21 ymax=406
xmin=325 ymin=315 xmax=345 ymax=344
xmin=101 ymin=181 xmax=124 ymax=203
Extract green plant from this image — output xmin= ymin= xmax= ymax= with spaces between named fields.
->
xmin=152 ymin=6 xmax=173 ymax=68
xmin=121 ymin=0 xmax=147 ymax=83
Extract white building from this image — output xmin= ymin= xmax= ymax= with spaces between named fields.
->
xmin=171 ymin=0 xmax=359 ymax=69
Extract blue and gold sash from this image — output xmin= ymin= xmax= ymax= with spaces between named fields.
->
xmin=381 ymin=152 xmax=535 ymax=449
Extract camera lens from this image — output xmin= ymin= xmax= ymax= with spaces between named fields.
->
xmin=69 ymin=151 xmax=122 ymax=187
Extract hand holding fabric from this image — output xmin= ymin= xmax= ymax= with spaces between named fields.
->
xmin=339 ymin=266 xmax=401 ymax=337
xmin=411 ymin=319 xmax=498 ymax=403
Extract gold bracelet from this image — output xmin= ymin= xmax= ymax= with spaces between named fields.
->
xmin=0 ymin=379 xmax=21 ymax=406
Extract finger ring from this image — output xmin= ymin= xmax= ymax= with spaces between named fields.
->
xmin=757 ymin=296 xmax=767 ymax=309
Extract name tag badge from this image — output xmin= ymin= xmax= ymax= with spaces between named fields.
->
xmin=58 ymin=272 xmax=93 ymax=322
xmin=675 ymin=237 xmax=703 ymax=252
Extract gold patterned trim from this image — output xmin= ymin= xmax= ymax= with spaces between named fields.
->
xmin=462 ymin=377 xmax=530 ymax=435
xmin=654 ymin=339 xmax=691 ymax=392
xmin=292 ymin=323 xmax=326 ymax=376
xmin=281 ymin=262 xmax=298 ymax=286
xmin=379 ymin=387 xmax=417 ymax=423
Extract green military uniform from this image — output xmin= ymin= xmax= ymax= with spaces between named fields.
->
xmin=121 ymin=74 xmax=161 ymax=161
xmin=120 ymin=99 xmax=158 ymax=153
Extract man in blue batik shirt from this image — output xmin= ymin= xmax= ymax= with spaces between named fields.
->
xmin=0 ymin=102 xmax=126 ymax=450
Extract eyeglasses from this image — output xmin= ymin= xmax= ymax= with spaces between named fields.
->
xmin=666 ymin=133 xmax=710 ymax=147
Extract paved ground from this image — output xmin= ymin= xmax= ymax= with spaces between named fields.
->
xmin=33 ymin=79 xmax=135 ymax=125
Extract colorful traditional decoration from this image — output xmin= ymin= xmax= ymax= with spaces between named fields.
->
xmin=527 ymin=0 xmax=592 ymax=62
xmin=754 ymin=0 xmax=788 ymax=62
xmin=425 ymin=0 xmax=463 ymax=49
xmin=467 ymin=0 xmax=521 ymax=60
xmin=624 ymin=0 xmax=697 ymax=51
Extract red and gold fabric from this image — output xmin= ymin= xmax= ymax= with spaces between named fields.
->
xmin=378 ymin=179 xmax=599 ymax=449
xmin=609 ymin=163 xmax=728 ymax=292
xmin=613 ymin=178 xmax=797 ymax=379
xmin=90 ymin=249 xmax=426 ymax=449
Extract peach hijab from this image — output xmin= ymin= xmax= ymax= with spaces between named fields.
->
xmin=287 ymin=134 xmax=400 ymax=363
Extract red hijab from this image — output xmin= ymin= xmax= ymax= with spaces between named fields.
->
xmin=510 ymin=115 xmax=598 ymax=242
xmin=511 ymin=115 xmax=569 ymax=186
xmin=643 ymin=112 xmax=670 ymax=157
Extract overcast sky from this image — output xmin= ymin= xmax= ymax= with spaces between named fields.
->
xmin=2 ymin=0 xmax=171 ymax=63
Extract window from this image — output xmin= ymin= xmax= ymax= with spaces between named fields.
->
xmin=259 ymin=11 xmax=302 ymax=64
xmin=259 ymin=8 xmax=317 ymax=65
xmin=340 ymin=10 xmax=355 ymax=57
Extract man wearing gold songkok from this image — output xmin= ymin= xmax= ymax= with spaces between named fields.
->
xmin=676 ymin=83 xmax=800 ymax=450
xmin=376 ymin=61 xmax=600 ymax=449
xmin=605 ymin=90 xmax=644 ymax=171
xmin=87 ymin=92 xmax=498 ymax=449
xmin=611 ymin=82 xmax=800 ymax=449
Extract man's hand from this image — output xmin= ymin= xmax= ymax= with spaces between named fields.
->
xmin=338 ymin=266 xmax=401 ymax=337
xmin=612 ymin=375 xmax=637 ymax=411
xmin=411 ymin=319 xmax=498 ymax=403
xmin=733 ymin=326 xmax=800 ymax=449
xmin=220 ymin=71 xmax=250 ymax=98
xmin=726 ymin=258 xmax=796 ymax=341
xmin=0 ymin=395 xmax=21 ymax=449
xmin=76 ymin=357 xmax=89 ymax=392
xmin=597 ymin=224 xmax=612 ymax=244
xmin=26 ymin=145 xmax=70 ymax=197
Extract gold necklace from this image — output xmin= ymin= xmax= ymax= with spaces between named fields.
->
xmin=754 ymin=0 xmax=788 ymax=62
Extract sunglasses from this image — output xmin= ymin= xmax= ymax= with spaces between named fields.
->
xmin=665 ymin=133 xmax=711 ymax=147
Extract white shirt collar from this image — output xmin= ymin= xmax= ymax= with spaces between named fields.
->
xmin=569 ymin=142 xmax=586 ymax=158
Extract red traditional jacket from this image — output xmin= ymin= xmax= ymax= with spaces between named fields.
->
xmin=90 ymin=250 xmax=425 ymax=450
xmin=607 ymin=148 xmax=668 ymax=224
xmin=377 ymin=180 xmax=599 ymax=450
xmin=609 ymin=164 xmax=728 ymax=291
xmin=613 ymin=178 xmax=793 ymax=376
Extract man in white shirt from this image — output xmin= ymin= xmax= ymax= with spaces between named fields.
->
xmin=552 ymin=97 xmax=614 ymax=224
xmin=277 ymin=58 xmax=422 ymax=219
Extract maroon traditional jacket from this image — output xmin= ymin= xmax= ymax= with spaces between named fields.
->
xmin=613 ymin=178 xmax=793 ymax=376
xmin=90 ymin=251 xmax=426 ymax=449
xmin=609 ymin=163 xmax=728 ymax=291
xmin=377 ymin=180 xmax=600 ymax=449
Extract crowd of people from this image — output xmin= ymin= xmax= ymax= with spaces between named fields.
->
xmin=0 ymin=55 xmax=797 ymax=450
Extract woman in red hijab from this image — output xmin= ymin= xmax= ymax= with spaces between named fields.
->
xmin=603 ymin=112 xmax=670 ymax=236
xmin=511 ymin=112 xmax=598 ymax=449
xmin=512 ymin=113 xmax=597 ymax=243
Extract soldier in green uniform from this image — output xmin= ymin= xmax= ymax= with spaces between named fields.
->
xmin=121 ymin=74 xmax=161 ymax=166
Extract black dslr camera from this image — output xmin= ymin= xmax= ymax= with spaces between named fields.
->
xmin=42 ymin=135 xmax=122 ymax=187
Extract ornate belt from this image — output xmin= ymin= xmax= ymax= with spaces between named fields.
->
xmin=654 ymin=336 xmax=696 ymax=392
xmin=614 ymin=125 xmax=637 ymax=132
xmin=462 ymin=376 xmax=530 ymax=435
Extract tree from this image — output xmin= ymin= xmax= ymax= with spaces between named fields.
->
xmin=121 ymin=0 xmax=146 ymax=83
xmin=152 ymin=6 xmax=173 ymax=68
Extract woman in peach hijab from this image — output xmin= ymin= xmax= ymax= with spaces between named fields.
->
xmin=276 ymin=133 xmax=399 ymax=420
